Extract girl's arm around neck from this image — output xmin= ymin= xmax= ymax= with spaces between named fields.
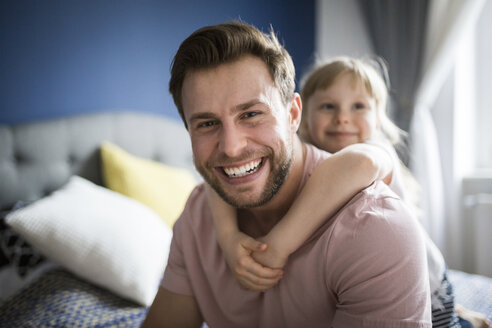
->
xmin=206 ymin=184 xmax=283 ymax=290
xmin=254 ymin=143 xmax=393 ymax=267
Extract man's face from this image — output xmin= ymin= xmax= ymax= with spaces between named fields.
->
xmin=181 ymin=55 xmax=298 ymax=208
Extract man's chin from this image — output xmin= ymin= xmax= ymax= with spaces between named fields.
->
xmin=216 ymin=188 xmax=272 ymax=209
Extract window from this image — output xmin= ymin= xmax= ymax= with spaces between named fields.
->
xmin=475 ymin=0 xmax=492 ymax=169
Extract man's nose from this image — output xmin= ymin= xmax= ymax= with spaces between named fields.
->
xmin=218 ymin=125 xmax=247 ymax=158
xmin=334 ymin=109 xmax=350 ymax=125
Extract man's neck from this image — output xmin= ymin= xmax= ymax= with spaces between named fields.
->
xmin=237 ymin=137 xmax=306 ymax=238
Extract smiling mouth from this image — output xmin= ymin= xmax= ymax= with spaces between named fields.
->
xmin=222 ymin=158 xmax=263 ymax=178
xmin=327 ymin=132 xmax=357 ymax=136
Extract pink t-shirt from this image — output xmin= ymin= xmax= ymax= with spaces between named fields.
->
xmin=161 ymin=144 xmax=431 ymax=328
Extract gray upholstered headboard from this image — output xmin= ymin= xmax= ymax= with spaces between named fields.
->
xmin=0 ymin=111 xmax=196 ymax=210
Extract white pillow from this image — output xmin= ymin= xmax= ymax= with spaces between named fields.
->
xmin=5 ymin=176 xmax=172 ymax=306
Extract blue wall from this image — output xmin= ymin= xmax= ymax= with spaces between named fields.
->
xmin=0 ymin=0 xmax=314 ymax=125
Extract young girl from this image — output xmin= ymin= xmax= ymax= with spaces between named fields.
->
xmin=209 ymin=57 xmax=487 ymax=327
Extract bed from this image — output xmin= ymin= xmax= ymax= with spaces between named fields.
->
xmin=0 ymin=111 xmax=490 ymax=327
xmin=0 ymin=111 xmax=199 ymax=327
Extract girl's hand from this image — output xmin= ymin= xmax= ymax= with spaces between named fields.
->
xmin=223 ymin=231 xmax=284 ymax=291
xmin=204 ymin=183 xmax=284 ymax=291
xmin=251 ymin=235 xmax=290 ymax=269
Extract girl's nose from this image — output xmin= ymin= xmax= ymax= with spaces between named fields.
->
xmin=334 ymin=109 xmax=350 ymax=125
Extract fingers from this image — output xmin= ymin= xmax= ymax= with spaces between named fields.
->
xmin=237 ymin=271 xmax=282 ymax=291
xmin=238 ymin=278 xmax=280 ymax=291
xmin=240 ymin=236 xmax=267 ymax=253
xmin=238 ymin=256 xmax=283 ymax=279
xmin=233 ymin=256 xmax=284 ymax=291
xmin=232 ymin=235 xmax=284 ymax=291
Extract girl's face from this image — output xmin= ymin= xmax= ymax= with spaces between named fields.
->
xmin=305 ymin=73 xmax=378 ymax=153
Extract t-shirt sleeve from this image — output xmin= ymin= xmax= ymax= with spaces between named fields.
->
xmin=326 ymin=186 xmax=432 ymax=327
xmin=364 ymin=137 xmax=409 ymax=201
xmin=160 ymin=208 xmax=194 ymax=296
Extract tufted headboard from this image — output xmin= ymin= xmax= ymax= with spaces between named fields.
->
xmin=0 ymin=111 xmax=196 ymax=210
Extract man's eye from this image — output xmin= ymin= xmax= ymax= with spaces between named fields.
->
xmin=197 ymin=121 xmax=217 ymax=129
xmin=320 ymin=103 xmax=334 ymax=110
xmin=243 ymin=111 xmax=259 ymax=119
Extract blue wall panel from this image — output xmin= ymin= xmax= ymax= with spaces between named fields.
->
xmin=0 ymin=0 xmax=314 ymax=124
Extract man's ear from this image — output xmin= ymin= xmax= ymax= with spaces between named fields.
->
xmin=288 ymin=93 xmax=302 ymax=133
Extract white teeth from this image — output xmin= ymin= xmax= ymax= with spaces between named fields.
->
xmin=223 ymin=158 xmax=262 ymax=178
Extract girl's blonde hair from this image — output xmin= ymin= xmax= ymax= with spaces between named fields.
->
xmin=299 ymin=56 xmax=405 ymax=146
xmin=300 ymin=57 xmax=420 ymax=215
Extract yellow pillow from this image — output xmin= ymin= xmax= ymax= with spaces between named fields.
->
xmin=100 ymin=142 xmax=196 ymax=228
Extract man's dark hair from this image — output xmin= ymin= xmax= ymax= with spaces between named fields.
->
xmin=169 ymin=21 xmax=295 ymax=128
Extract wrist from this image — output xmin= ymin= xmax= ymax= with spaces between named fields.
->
xmin=263 ymin=230 xmax=295 ymax=258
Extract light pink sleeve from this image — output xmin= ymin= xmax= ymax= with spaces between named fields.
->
xmin=326 ymin=183 xmax=432 ymax=327
xmin=160 ymin=189 xmax=201 ymax=296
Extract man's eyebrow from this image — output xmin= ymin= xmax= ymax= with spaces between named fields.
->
xmin=235 ymin=99 xmax=266 ymax=111
xmin=188 ymin=112 xmax=217 ymax=123
xmin=188 ymin=99 xmax=268 ymax=123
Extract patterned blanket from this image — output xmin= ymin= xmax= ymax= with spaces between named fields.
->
xmin=0 ymin=269 xmax=147 ymax=328
xmin=449 ymin=269 xmax=492 ymax=321
xmin=0 ymin=268 xmax=490 ymax=327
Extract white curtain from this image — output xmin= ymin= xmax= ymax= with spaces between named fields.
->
xmin=410 ymin=0 xmax=485 ymax=250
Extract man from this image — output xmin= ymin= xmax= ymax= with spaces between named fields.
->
xmin=142 ymin=21 xmax=431 ymax=327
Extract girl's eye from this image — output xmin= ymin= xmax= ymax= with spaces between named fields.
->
xmin=320 ymin=103 xmax=334 ymax=110
xmin=353 ymin=102 xmax=366 ymax=110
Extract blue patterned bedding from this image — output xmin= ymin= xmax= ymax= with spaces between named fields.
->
xmin=0 ymin=268 xmax=490 ymax=327
xmin=0 ymin=269 xmax=147 ymax=328
xmin=448 ymin=269 xmax=492 ymax=321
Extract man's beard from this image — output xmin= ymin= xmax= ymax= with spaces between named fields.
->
xmin=195 ymin=139 xmax=293 ymax=209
